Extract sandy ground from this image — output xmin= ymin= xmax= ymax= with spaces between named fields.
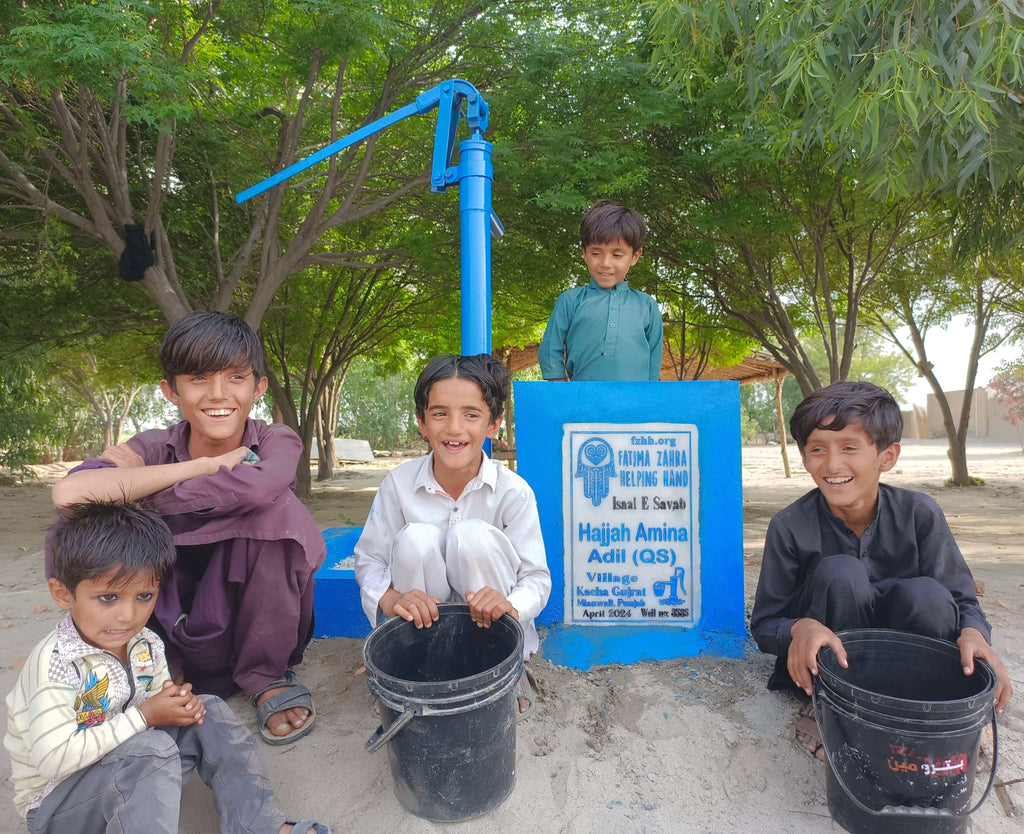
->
xmin=2 ymin=439 xmax=1024 ymax=833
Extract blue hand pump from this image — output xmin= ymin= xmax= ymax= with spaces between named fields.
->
xmin=235 ymin=79 xmax=501 ymax=356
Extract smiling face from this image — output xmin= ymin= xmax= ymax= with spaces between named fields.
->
xmin=416 ymin=377 xmax=502 ymax=495
xmin=581 ymin=238 xmax=642 ymax=289
xmin=49 ymin=568 xmax=160 ymax=661
xmin=160 ymin=366 xmax=268 ymax=457
xmin=800 ymin=419 xmax=900 ymax=533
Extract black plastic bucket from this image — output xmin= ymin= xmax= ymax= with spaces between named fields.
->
xmin=363 ymin=603 xmax=523 ymax=821
xmin=814 ymin=629 xmax=998 ymax=834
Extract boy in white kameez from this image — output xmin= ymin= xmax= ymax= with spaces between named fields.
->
xmin=353 ymin=354 xmax=551 ymax=715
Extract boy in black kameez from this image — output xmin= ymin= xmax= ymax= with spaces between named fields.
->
xmin=750 ymin=381 xmax=1011 ymax=758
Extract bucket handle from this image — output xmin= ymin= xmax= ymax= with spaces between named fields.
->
xmin=812 ymin=685 xmax=999 ymax=820
xmin=365 ymin=708 xmax=415 ymax=754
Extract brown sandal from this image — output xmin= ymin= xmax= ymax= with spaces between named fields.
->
xmin=795 ymin=715 xmax=825 ymax=761
xmin=516 ymin=670 xmax=537 ymax=721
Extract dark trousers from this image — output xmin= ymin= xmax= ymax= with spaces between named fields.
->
xmin=768 ymin=554 xmax=959 ymax=690
xmin=153 ymin=538 xmax=316 ymax=698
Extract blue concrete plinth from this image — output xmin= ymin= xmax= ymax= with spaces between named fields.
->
xmin=538 ymin=624 xmax=747 ymax=669
xmin=313 ymin=526 xmax=370 ymax=639
xmin=515 ymin=380 xmax=747 ymax=670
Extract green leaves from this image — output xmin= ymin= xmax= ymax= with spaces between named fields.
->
xmin=2 ymin=1 xmax=196 ymax=126
xmin=649 ymin=0 xmax=1024 ymax=199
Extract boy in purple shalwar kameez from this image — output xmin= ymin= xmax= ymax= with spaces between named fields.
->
xmin=49 ymin=312 xmax=326 ymax=746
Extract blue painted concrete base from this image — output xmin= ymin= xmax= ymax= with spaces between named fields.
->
xmin=540 ymin=624 xmax=747 ymax=670
xmin=314 ymin=526 xmax=370 ymax=639
xmin=515 ymin=381 xmax=747 ymax=671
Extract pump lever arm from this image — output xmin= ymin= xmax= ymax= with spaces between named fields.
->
xmin=235 ymin=79 xmax=486 ymax=204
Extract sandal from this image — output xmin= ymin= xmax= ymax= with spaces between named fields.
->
xmin=252 ymin=668 xmax=316 ymax=746
xmin=516 ymin=669 xmax=537 ymax=721
xmin=795 ymin=715 xmax=825 ymax=761
xmin=288 ymin=821 xmax=332 ymax=834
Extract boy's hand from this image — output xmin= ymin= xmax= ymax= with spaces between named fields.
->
xmin=207 ymin=446 xmax=251 ymax=473
xmin=388 ymin=588 xmax=441 ymax=629
xmin=139 ymin=681 xmax=206 ymax=727
xmin=465 ymin=587 xmax=518 ymax=629
xmin=958 ymin=627 xmax=1013 ymax=713
xmin=100 ymin=443 xmax=146 ymax=468
xmin=788 ymin=618 xmax=847 ymax=696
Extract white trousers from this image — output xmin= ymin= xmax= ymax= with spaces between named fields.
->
xmin=390 ymin=519 xmax=538 ymax=656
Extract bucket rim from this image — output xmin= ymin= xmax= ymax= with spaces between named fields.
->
xmin=816 ymin=685 xmax=994 ymax=738
xmin=362 ymin=602 xmax=524 ymax=693
xmin=817 ymin=628 xmax=995 ymax=713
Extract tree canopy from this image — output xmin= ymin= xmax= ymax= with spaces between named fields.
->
xmin=649 ymin=0 xmax=1024 ymax=201
xmin=2 ymin=0 xmax=1022 ymax=483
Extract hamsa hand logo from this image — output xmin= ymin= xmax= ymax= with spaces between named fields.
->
xmin=576 ymin=438 xmax=616 ymax=506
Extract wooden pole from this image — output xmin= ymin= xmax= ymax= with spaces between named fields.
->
xmin=774 ymin=373 xmax=791 ymax=478
xmin=501 ymin=349 xmax=516 ymax=470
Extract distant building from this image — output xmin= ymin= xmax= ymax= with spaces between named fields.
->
xmin=900 ymin=404 xmax=928 ymax=440
xmin=917 ymin=388 xmax=1021 ymax=443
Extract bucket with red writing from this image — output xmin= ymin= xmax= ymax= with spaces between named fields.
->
xmin=814 ymin=629 xmax=997 ymax=834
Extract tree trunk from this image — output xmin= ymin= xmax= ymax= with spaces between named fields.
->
xmin=908 ymin=333 xmax=974 ymax=486
xmin=264 ymin=371 xmax=312 ymax=499
xmin=869 ymin=292 xmax=987 ymax=488
xmin=294 ymin=438 xmax=312 ymax=500
xmin=947 ymin=435 xmax=971 ymax=486
xmin=315 ymin=426 xmax=332 ymax=482
xmin=315 ymin=395 xmax=333 ymax=482
xmin=315 ymin=377 xmax=344 ymax=482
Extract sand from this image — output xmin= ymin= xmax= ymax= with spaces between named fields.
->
xmin=1 ymin=439 xmax=1022 ymax=833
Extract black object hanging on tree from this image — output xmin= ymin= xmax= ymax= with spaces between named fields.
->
xmin=119 ymin=223 xmax=155 ymax=281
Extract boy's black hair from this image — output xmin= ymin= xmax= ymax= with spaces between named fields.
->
xmin=50 ymin=501 xmax=176 ymax=593
xmin=414 ymin=354 xmax=510 ymax=422
xmin=160 ymin=312 xmax=265 ymax=391
xmin=580 ymin=199 xmax=647 ymax=251
xmin=790 ymin=380 xmax=903 ymax=452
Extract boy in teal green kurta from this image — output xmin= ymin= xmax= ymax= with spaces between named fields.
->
xmin=538 ymin=199 xmax=663 ymax=381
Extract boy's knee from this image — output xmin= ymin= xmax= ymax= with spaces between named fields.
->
xmin=447 ymin=518 xmax=502 ymax=552
xmin=809 ymin=554 xmax=871 ymax=599
xmin=445 ymin=520 xmax=514 ymax=578
xmin=886 ymin=575 xmax=951 ymax=605
xmin=198 ymin=693 xmax=253 ymax=737
xmin=393 ymin=523 xmax=443 ymax=561
xmin=877 ymin=576 xmax=957 ymax=639
xmin=199 ymin=693 xmax=231 ymax=719
xmin=103 ymin=730 xmax=182 ymax=822
xmin=111 ymin=729 xmax=180 ymax=762
xmin=191 ymin=694 xmax=258 ymax=745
